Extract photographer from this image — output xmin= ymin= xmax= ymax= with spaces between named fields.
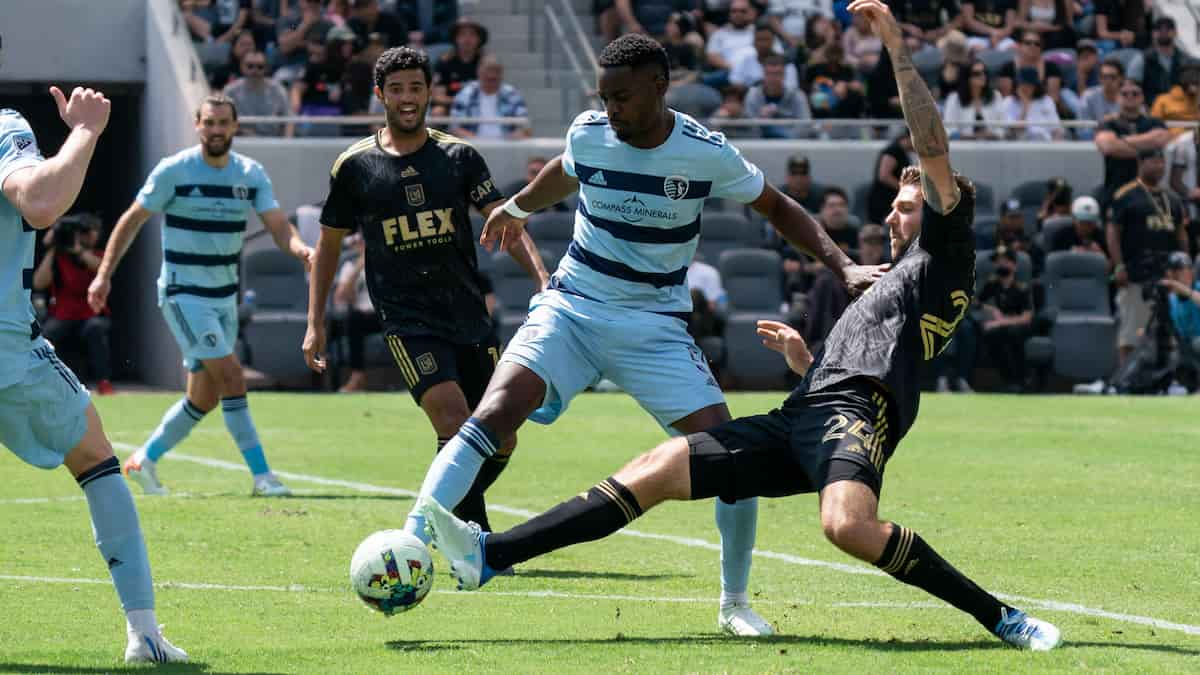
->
xmin=1106 ymin=148 xmax=1190 ymax=367
xmin=32 ymin=213 xmax=114 ymax=394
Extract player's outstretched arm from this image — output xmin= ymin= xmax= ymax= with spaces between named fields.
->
xmin=756 ymin=319 xmax=814 ymax=376
xmin=751 ymin=183 xmax=888 ymax=293
xmin=303 ymin=225 xmax=347 ymax=372
xmin=260 ymin=208 xmax=314 ymax=272
xmin=480 ymin=155 xmax=579 ymax=252
xmin=87 ymin=202 xmax=154 ymax=313
xmin=2 ymin=86 xmax=109 ymax=228
xmin=849 ymin=0 xmax=959 ymax=214
xmin=481 ymin=198 xmax=550 ymax=289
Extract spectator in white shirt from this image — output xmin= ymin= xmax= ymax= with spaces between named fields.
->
xmin=766 ymin=0 xmax=834 ymax=50
xmin=704 ymin=0 xmax=760 ymax=88
xmin=730 ymin=21 xmax=799 ymax=89
xmin=942 ymin=59 xmax=1006 ymax=140
xmin=1004 ymin=66 xmax=1063 ymax=141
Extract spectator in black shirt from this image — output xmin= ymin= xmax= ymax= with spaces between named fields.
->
xmin=347 ymin=0 xmax=408 ymax=48
xmin=817 ymin=186 xmax=858 ymax=252
xmin=615 ymin=0 xmax=699 ymax=37
xmin=1094 ymin=78 xmax=1169 ymax=206
xmin=661 ymin=12 xmax=704 ymax=85
xmin=432 ymin=17 xmax=488 ymax=115
xmin=1093 ymin=0 xmax=1149 ymax=52
xmin=892 ymin=0 xmax=961 ymax=51
xmin=1129 ymin=16 xmax=1187 ymax=108
xmin=867 ymin=133 xmax=915 ymax=224
xmin=960 ymin=0 xmax=1018 ymax=52
xmin=275 ymin=0 xmax=334 ymax=84
xmin=977 ymin=248 xmax=1033 ymax=391
xmin=1049 ymin=196 xmax=1111 ymax=264
xmin=778 ymin=153 xmax=824 ymax=215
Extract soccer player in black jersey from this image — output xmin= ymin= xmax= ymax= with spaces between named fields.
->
xmin=304 ymin=47 xmax=548 ymax=530
xmin=421 ymin=0 xmax=1062 ymax=650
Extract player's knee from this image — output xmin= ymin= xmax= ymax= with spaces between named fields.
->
xmin=821 ymin=509 xmax=875 ymax=554
xmin=618 ymin=439 xmax=689 ymax=501
xmin=65 ymin=434 xmax=114 ymax=476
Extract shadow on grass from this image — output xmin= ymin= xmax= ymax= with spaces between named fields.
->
xmin=385 ymin=635 xmax=1200 ymax=655
xmin=0 ymin=663 xmax=287 ymax=674
xmin=514 ymin=568 xmax=692 ymax=582
xmin=281 ymin=493 xmax=413 ymax=502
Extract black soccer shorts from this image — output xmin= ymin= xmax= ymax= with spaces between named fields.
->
xmin=689 ymin=378 xmax=896 ymax=503
xmin=382 ymin=331 xmax=501 ymax=408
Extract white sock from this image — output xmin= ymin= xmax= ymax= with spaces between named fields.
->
xmin=720 ymin=591 xmax=749 ymax=609
xmin=126 ymin=608 xmax=158 ymax=636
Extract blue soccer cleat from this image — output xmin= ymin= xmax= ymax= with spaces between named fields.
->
xmin=418 ymin=497 xmax=497 ymax=590
xmin=994 ymin=608 xmax=1062 ymax=651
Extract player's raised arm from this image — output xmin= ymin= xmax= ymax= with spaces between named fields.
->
xmin=2 ymin=86 xmax=109 ymax=228
xmin=481 ymin=155 xmax=579 ymax=251
xmin=303 ymin=225 xmax=347 ymax=372
xmin=850 ymin=0 xmax=959 ymax=214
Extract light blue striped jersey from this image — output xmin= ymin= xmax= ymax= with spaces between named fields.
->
xmin=0 ymin=110 xmax=45 ymax=388
xmin=557 ymin=110 xmax=764 ymax=313
xmin=136 ymin=146 xmax=279 ymax=304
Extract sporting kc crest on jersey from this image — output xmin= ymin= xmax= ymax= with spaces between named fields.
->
xmin=233 ymin=184 xmax=250 ymax=201
xmin=663 ymin=175 xmax=689 ymax=201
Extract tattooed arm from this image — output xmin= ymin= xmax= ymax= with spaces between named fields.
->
xmin=848 ymin=0 xmax=960 ymax=214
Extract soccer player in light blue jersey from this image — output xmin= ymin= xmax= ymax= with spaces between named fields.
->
xmin=89 ymin=94 xmax=313 ymax=498
xmin=405 ymin=34 xmax=886 ymax=636
xmin=0 ymin=61 xmax=187 ymax=662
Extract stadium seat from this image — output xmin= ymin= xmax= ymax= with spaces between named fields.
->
xmin=979 ymin=49 xmax=1015 ymax=76
xmin=1039 ymin=251 xmax=1118 ymax=380
xmin=241 ymin=248 xmax=310 ymax=382
xmin=718 ymin=249 xmax=788 ymax=388
xmin=491 ymin=249 xmax=548 ymax=345
xmin=912 ymin=47 xmax=943 ymax=87
xmin=974 ymin=249 xmax=994 ymax=297
xmin=665 ymin=82 xmax=722 ymax=119
xmin=527 ymin=211 xmax=575 ymax=255
xmin=973 ymin=216 xmax=998 ymax=250
xmin=1109 ymin=48 xmax=1142 ymax=74
xmin=697 ymin=212 xmax=756 ymax=263
xmin=973 ymin=182 xmax=996 ymax=216
xmin=1040 ymin=215 xmax=1075 ymax=251
xmin=851 ymin=181 xmax=873 ymax=225
xmin=1015 ymin=250 xmax=1033 ymax=284
xmin=1010 ymin=179 xmax=1048 ymax=207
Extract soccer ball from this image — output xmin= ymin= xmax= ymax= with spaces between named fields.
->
xmin=349 ymin=529 xmax=434 ymax=615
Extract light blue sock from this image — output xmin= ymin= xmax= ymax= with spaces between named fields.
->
xmin=221 ymin=396 xmax=270 ymax=475
xmin=404 ymin=416 xmax=497 ymax=542
xmin=144 ymin=398 xmax=207 ymax=462
xmin=716 ymin=497 xmax=758 ymax=602
xmin=78 ymin=457 xmax=155 ymax=611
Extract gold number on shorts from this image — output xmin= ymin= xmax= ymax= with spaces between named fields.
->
xmin=821 ymin=414 xmax=849 ymax=443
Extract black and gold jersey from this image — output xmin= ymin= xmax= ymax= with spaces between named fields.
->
xmin=1108 ymin=180 xmax=1187 ymax=283
xmin=321 ymin=129 xmax=503 ymax=344
xmin=788 ymin=187 xmax=977 ymax=442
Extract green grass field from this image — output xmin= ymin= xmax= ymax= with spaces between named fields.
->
xmin=1 ymin=392 xmax=1198 ymax=673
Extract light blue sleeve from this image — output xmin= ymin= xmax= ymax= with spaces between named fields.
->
xmin=710 ymin=140 xmax=765 ymax=204
xmin=0 ymin=113 xmax=44 ymax=188
xmin=135 ymin=158 xmax=176 ymax=213
xmin=562 ymin=110 xmax=605 ymax=178
xmin=252 ymin=162 xmax=280 ymax=213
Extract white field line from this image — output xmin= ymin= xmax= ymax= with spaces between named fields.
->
xmin=105 ymin=444 xmax=1200 ymax=637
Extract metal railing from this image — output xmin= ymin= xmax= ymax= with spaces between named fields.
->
xmin=239 ymin=115 xmax=531 ymax=128
xmin=543 ymin=5 xmax=601 ymax=124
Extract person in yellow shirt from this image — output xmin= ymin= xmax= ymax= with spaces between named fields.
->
xmin=1150 ymin=65 xmax=1200 ymax=138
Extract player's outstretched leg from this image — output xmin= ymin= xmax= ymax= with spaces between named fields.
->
xmin=821 ymin=479 xmax=1061 ymax=650
xmin=66 ymin=406 xmax=188 ymax=663
xmin=715 ymin=498 xmax=773 ymax=636
xmin=422 ymin=437 xmax=690 ymax=590
xmin=125 ymin=397 xmax=209 ymax=495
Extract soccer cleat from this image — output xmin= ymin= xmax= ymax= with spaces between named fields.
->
xmin=994 ymin=608 xmax=1062 ymax=651
xmin=123 ymin=451 xmax=168 ymax=496
xmin=418 ymin=497 xmax=495 ymax=591
xmin=718 ymin=604 xmax=776 ymax=637
xmin=124 ymin=626 xmax=188 ymax=664
xmin=251 ymin=473 xmax=291 ymax=497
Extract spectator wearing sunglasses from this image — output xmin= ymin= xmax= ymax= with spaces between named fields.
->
xmin=223 ymin=50 xmax=291 ymax=136
xmin=942 ymin=59 xmax=1006 ymax=140
xmin=1094 ymin=78 xmax=1169 ymax=206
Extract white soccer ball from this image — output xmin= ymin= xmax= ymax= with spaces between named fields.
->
xmin=349 ymin=529 xmax=434 ymax=615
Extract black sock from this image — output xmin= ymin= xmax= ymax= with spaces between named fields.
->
xmin=485 ymin=477 xmax=643 ymax=572
xmin=874 ymin=523 xmax=1014 ymax=632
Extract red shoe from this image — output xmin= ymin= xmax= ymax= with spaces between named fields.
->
xmin=97 ymin=380 xmax=115 ymax=395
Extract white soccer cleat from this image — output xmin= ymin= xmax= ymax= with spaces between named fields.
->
xmin=251 ymin=473 xmax=292 ymax=497
xmin=124 ymin=626 xmax=188 ymax=664
xmin=994 ymin=608 xmax=1062 ymax=651
xmin=418 ymin=496 xmax=490 ymax=591
xmin=123 ymin=451 xmax=168 ymax=496
xmin=718 ymin=604 xmax=776 ymax=637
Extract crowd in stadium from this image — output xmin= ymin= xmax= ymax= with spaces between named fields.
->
xmin=38 ymin=0 xmax=1196 ymax=396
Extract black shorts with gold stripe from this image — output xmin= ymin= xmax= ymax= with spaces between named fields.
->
xmin=382 ymin=330 xmax=501 ymax=408
xmin=689 ymin=377 xmax=896 ymax=503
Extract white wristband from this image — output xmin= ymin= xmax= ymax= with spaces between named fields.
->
xmin=502 ymin=196 xmax=533 ymax=219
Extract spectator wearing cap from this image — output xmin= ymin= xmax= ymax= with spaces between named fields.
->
xmin=1079 ymin=56 xmax=1123 ymax=139
xmin=744 ymin=55 xmax=813 ymax=139
xmin=1050 ymin=196 xmax=1111 ymax=264
xmin=451 ymin=55 xmax=531 ymax=140
xmin=705 ymin=0 xmax=761 ymax=89
xmin=1150 ymin=64 xmax=1200 ymax=139
xmin=1107 ymin=147 xmax=1190 ymax=365
xmin=433 ymin=17 xmax=487 ymax=114
xmin=1016 ymin=0 xmax=1078 ymax=51
xmin=977 ymin=247 xmax=1034 ymax=392
xmin=1128 ymin=16 xmax=1184 ymax=106
xmin=1159 ymin=251 xmax=1200 ymax=344
xmin=943 ymin=58 xmax=1006 ymax=140
xmin=1003 ymin=66 xmax=1063 ymax=141
xmin=1093 ymin=0 xmax=1150 ymax=52
xmin=778 ymin=154 xmax=824 ymax=215
xmin=347 ymin=0 xmax=407 ymax=48
xmin=223 ymin=50 xmax=290 ymax=136
xmin=959 ymin=0 xmax=1018 ymax=53
xmin=275 ymin=0 xmax=335 ymax=84
xmin=392 ymin=0 xmax=460 ymax=45
xmin=731 ymin=21 xmax=799 ymax=90
xmin=1095 ymin=78 xmax=1169 ymax=206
